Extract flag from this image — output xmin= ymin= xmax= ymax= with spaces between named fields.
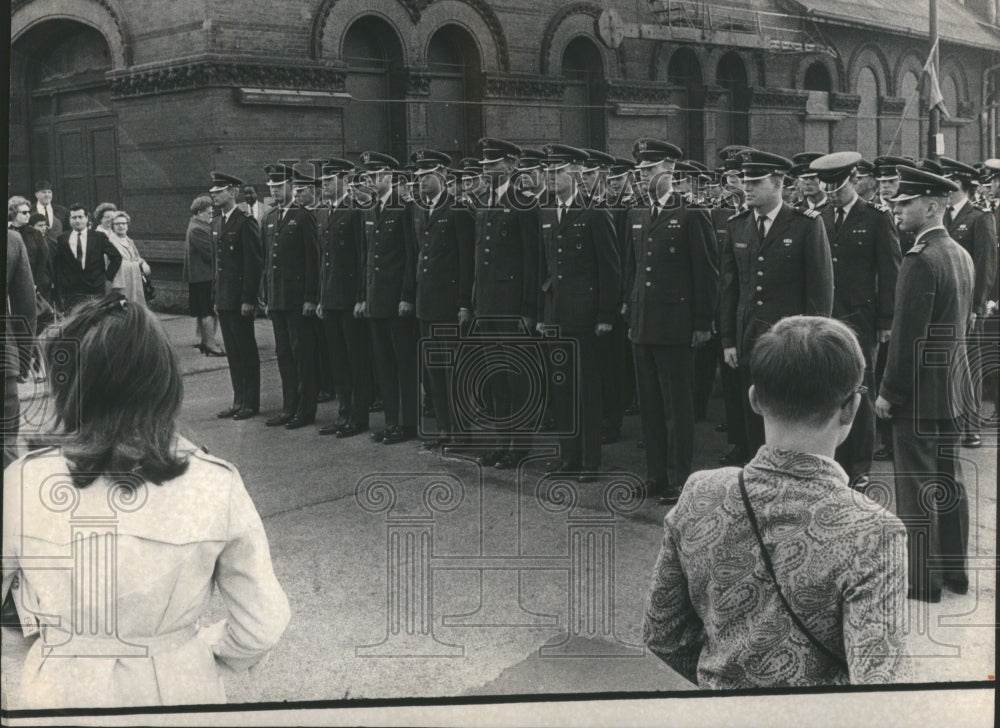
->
xmin=922 ymin=39 xmax=951 ymax=119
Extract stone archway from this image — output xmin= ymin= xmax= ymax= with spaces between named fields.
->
xmin=424 ymin=24 xmax=483 ymax=159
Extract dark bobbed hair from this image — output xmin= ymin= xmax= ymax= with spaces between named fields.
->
xmin=42 ymin=293 xmax=189 ymax=488
xmin=749 ymin=316 xmax=864 ymax=426
xmin=68 ymin=203 xmax=88 ymax=215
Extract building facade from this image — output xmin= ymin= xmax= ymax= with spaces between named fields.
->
xmin=9 ymin=0 xmax=1000 ymax=304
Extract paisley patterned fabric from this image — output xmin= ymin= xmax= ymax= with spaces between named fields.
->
xmin=643 ymin=445 xmax=911 ymax=688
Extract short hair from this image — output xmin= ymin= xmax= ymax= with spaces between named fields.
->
xmin=242 ymin=185 xmax=258 ymax=194
xmin=112 ymin=210 xmax=131 ymax=224
xmin=68 ymin=203 xmax=88 ymax=215
xmin=35 ymin=180 xmax=53 ymax=192
xmin=93 ymin=202 xmax=118 ymax=223
xmin=8 ymin=195 xmax=31 ymax=221
xmin=190 ymin=195 xmax=213 ymax=215
xmin=749 ymin=316 xmax=865 ymax=425
xmin=28 ymin=212 xmax=47 ymax=227
xmin=41 ymin=293 xmax=189 ymax=488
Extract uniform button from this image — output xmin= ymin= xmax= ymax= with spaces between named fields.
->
xmin=756 ymin=300 xmax=763 ymax=306
xmin=832 ymin=257 xmax=838 ymax=262
xmin=756 ymin=285 xmax=762 ymax=291
xmin=757 ymin=256 xmax=764 ymax=261
xmin=485 ymin=248 xmax=490 ymax=253
xmin=646 ymin=266 xmax=652 ymax=271
xmin=557 ymin=248 xmax=562 ymax=253
xmin=486 ymin=236 xmax=491 ymax=240
xmin=647 ymin=251 xmax=652 ymax=256
xmin=557 ymin=274 xmax=563 ymax=279
xmin=756 ymin=271 xmax=763 ymax=277
xmin=375 ymin=266 xmax=380 ymax=271
xmin=646 ymin=281 xmax=652 ymax=287
xmin=669 ymin=247 xmax=676 ymax=253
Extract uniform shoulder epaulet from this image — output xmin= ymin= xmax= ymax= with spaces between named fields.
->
xmin=973 ymin=201 xmax=991 ymax=213
xmin=727 ymin=207 xmax=752 ymax=222
xmin=798 ymin=207 xmax=821 ymax=219
xmin=867 ymin=199 xmax=891 ymax=214
xmin=905 ymin=243 xmax=926 ymax=255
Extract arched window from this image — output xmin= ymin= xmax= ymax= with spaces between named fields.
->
xmin=901 ymin=70 xmax=921 ymax=158
xmin=804 ymin=63 xmax=832 ymax=92
xmin=941 ymin=74 xmax=959 ymax=157
xmin=717 ymin=52 xmax=750 ymax=147
xmin=856 ymin=67 xmax=880 ymax=160
xmin=667 ymin=48 xmax=703 ymax=160
xmin=426 ymin=26 xmax=483 ymax=160
xmin=561 ymin=37 xmax=606 ymax=149
xmin=343 ymin=17 xmax=406 ymax=162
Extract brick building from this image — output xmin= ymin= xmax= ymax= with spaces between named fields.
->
xmin=9 ymin=0 xmax=1000 ymax=303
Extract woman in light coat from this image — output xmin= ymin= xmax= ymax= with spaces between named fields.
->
xmin=106 ymin=211 xmax=151 ymax=305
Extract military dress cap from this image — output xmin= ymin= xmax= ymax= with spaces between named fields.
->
xmin=791 ymin=152 xmax=824 ymax=178
xmin=938 ymin=156 xmax=980 ymax=184
xmin=209 ymin=171 xmax=244 ymax=192
xmin=582 ymin=149 xmax=615 ymax=172
xmin=788 ymin=163 xmax=812 ymax=179
xmin=411 ymin=149 xmax=452 ymax=174
xmin=719 ymin=145 xmax=751 ymax=171
xmin=517 ymin=148 xmax=546 ymax=171
xmin=918 ymin=158 xmax=944 ymax=176
xmin=264 ymin=163 xmax=294 ymax=186
xmin=684 ymin=160 xmax=710 ymax=172
xmin=633 ymin=138 xmax=683 ymax=168
xmin=856 ymin=159 xmax=875 ymax=177
xmin=358 ymin=151 xmax=400 ymax=171
xmin=542 ymin=143 xmax=589 ymax=169
xmin=809 ymin=151 xmax=862 ymax=191
xmin=450 ymin=166 xmax=480 ymax=182
xmin=873 ymin=156 xmax=915 ymax=181
xmin=888 ymin=165 xmax=960 ymax=202
xmin=319 ymin=158 xmax=355 ymax=179
xmin=291 ymin=167 xmax=316 ymax=187
xmin=740 ymin=149 xmax=793 ymax=181
xmin=982 ymin=159 xmax=1000 ymax=181
xmin=476 ymin=137 xmax=522 ymax=163
xmin=608 ymin=158 xmax=634 ymax=179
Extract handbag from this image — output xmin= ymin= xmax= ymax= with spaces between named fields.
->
xmin=142 ymin=272 xmax=156 ymax=301
xmin=737 ymin=470 xmax=850 ymax=673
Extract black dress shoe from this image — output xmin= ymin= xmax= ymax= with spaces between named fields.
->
xmin=479 ymin=449 xmax=504 ymax=467
xmin=422 ymin=436 xmax=450 ymax=450
xmin=371 ymin=427 xmax=389 ymax=443
xmin=543 ymin=461 xmax=581 ymax=476
xmin=203 ymin=346 xmax=227 ymax=357
xmin=962 ymin=433 xmax=982 ymax=448
xmin=382 ymin=426 xmax=415 ymax=444
xmin=494 ymin=451 xmax=519 ymax=470
xmin=601 ymin=430 xmax=620 ymax=445
xmin=637 ymin=440 xmax=645 ymax=449
xmin=265 ymin=412 xmax=294 ymax=427
xmin=319 ymin=422 xmax=342 ymax=435
xmin=217 ymin=405 xmax=241 ymax=419
xmin=873 ymin=445 xmax=894 ymax=461
xmin=232 ymin=407 xmax=259 ymax=420
xmin=907 ymin=588 xmax=942 ymax=603
xmin=714 ymin=423 xmax=728 ymax=433
xmin=944 ymin=577 xmax=969 ymax=595
xmin=658 ymin=488 xmax=682 ymax=506
xmin=624 ymin=404 xmax=640 ymax=416
xmin=643 ymin=478 xmax=670 ymax=500
xmin=336 ymin=422 xmax=368 ymax=438
xmin=576 ymin=472 xmax=599 ymax=483
xmin=369 ymin=398 xmax=384 ymax=413
xmin=285 ymin=415 xmax=315 ymax=430
xmin=317 ymin=391 xmax=334 ymax=403
xmin=718 ymin=446 xmax=746 ymax=466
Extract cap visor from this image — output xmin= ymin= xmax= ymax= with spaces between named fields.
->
xmin=887 ymin=192 xmax=919 ymax=203
xmin=479 ymin=157 xmax=505 ymax=165
xmin=208 ymin=185 xmax=228 ymax=193
xmin=634 ymin=159 xmax=664 ymax=169
xmin=741 ymin=172 xmax=771 ymax=182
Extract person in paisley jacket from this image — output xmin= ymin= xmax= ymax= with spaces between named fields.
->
xmin=644 ymin=316 xmax=910 ymax=688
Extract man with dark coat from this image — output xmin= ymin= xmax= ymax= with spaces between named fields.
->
xmin=260 ymin=163 xmax=321 ymax=429
xmin=811 ymin=152 xmax=901 ymax=484
xmin=623 ymin=139 xmax=718 ymax=503
xmin=210 ymin=172 xmax=263 ymax=420
xmin=536 ymin=144 xmax=621 ymax=482
xmin=875 ymin=165 xmax=975 ymax=603
xmin=51 ymin=204 xmax=122 ymax=312
xmin=720 ymin=150 xmax=834 ymax=457
xmin=4 ymin=230 xmax=36 ymax=468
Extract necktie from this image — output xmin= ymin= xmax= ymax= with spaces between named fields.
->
xmin=46 ymin=205 xmax=53 ymax=227
xmin=944 ymin=206 xmax=954 ymax=227
xmin=651 ymin=206 xmax=659 ymax=221
xmin=834 ymin=207 xmax=844 ymax=234
xmin=75 ymin=232 xmax=84 ymax=267
xmin=757 ymin=215 xmax=767 ymax=241
xmin=557 ymin=206 xmax=563 ymax=223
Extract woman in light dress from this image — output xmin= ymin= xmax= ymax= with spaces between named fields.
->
xmin=2 ymin=294 xmax=290 ymax=708
xmin=106 ymin=210 xmax=151 ymax=305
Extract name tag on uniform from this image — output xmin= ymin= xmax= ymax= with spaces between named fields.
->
xmin=267 ymin=223 xmax=274 ymax=228
xmin=632 ymin=224 xmax=643 ymax=229
xmin=366 ymin=221 xmax=374 ymax=226
xmin=783 ymin=238 xmax=792 ymax=246
xmin=734 ymin=242 xmax=747 ymax=249
xmin=958 ymin=224 xmax=968 ymax=230
xmin=542 ymin=223 xmax=552 ymax=229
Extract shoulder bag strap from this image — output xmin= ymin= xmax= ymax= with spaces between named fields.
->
xmin=737 ymin=470 xmax=849 ymax=673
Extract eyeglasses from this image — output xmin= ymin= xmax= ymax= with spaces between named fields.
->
xmin=17 ymin=209 xmax=31 ymax=215
xmin=842 ymin=384 xmax=868 ymax=408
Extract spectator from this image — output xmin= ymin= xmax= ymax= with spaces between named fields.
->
xmin=2 ymin=294 xmax=290 ymax=708
xmin=644 ymin=315 xmax=910 ymax=687
xmin=32 ymin=180 xmax=68 ymax=243
xmin=25 ymin=213 xmax=54 ymax=304
xmin=183 ymin=195 xmax=224 ymax=355
xmin=51 ymin=204 xmax=122 ymax=312
xmin=8 ymin=198 xmax=50 ymax=382
xmin=93 ymin=202 xmax=118 ymax=235
xmin=3 ymin=230 xmax=36 ymax=467
xmin=107 ymin=211 xmax=151 ymax=306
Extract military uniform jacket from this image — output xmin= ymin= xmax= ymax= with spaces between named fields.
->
xmin=720 ymin=203 xmax=834 ymax=356
xmin=880 ymin=228 xmax=974 ymax=419
xmin=537 ymin=196 xmax=620 ymax=334
xmin=212 ymin=207 xmax=262 ymax=312
xmin=261 ymin=205 xmax=319 ymax=311
xmin=362 ymin=199 xmax=417 ymax=319
xmin=819 ymin=198 xmax=901 ymax=349
xmin=946 ymin=201 xmax=998 ymax=315
xmin=473 ymin=188 xmax=539 ymax=319
xmin=318 ymin=201 xmax=366 ymax=311
xmin=414 ymin=195 xmax=475 ymax=321
xmin=624 ymin=198 xmax=718 ymax=346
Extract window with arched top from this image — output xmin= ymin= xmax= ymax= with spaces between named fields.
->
xmin=940 ymin=74 xmax=959 ymax=156
xmin=804 ymin=63 xmax=832 ymax=92
xmin=901 ymin=70 xmax=921 ymax=158
xmin=426 ymin=26 xmax=483 ymax=161
xmin=717 ymin=52 xmax=750 ymax=147
xmin=561 ymin=37 xmax=606 ymax=150
xmin=667 ymin=49 xmax=704 ymax=160
xmin=856 ymin=67 xmax=880 ymax=160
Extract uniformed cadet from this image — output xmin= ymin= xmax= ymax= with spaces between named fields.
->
xmin=791 ymin=152 xmax=827 ymax=210
xmin=856 ymin=159 xmax=879 ymax=202
xmin=623 ymin=139 xmax=717 ymax=503
xmin=315 ymin=159 xmax=372 ymax=438
xmin=513 ymin=148 xmax=548 ymax=204
xmin=261 ymin=163 xmax=320 ymax=429
xmin=536 ymin=144 xmax=620 ymax=482
xmin=304 ymin=167 xmax=337 ymax=407
xmin=472 ymin=138 xmax=540 ymax=469
xmin=358 ymin=152 xmax=419 ymax=445
xmin=874 ymin=165 xmax=975 ymax=602
xmin=939 ymin=157 xmax=999 ymax=447
xmin=410 ymin=150 xmax=475 ymax=449
xmin=810 ymin=152 xmax=902 ymax=484
xmin=209 ymin=171 xmax=263 ymax=421
xmin=720 ymin=149 xmax=834 ymax=458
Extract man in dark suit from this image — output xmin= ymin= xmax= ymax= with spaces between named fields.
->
xmin=260 ymin=163 xmax=320 ymax=429
xmin=316 ymin=159 xmax=372 ymax=438
xmin=940 ymin=157 xmax=998 ymax=448
xmin=875 ymin=165 xmax=975 ymax=602
xmin=410 ymin=150 xmax=475 ymax=449
xmin=33 ymin=181 xmax=69 ymax=244
xmin=359 ymin=152 xmax=419 ymax=445
xmin=720 ymin=150 xmax=834 ymax=458
xmin=536 ymin=144 xmax=621 ymax=482
xmin=51 ymin=204 xmax=123 ymax=312
xmin=209 ymin=172 xmax=263 ymax=421
xmin=472 ymin=138 xmax=540 ymax=469
xmin=811 ymin=152 xmax=901 ymax=485
xmin=623 ymin=139 xmax=717 ymax=503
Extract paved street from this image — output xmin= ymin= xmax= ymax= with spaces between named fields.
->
xmin=2 ymin=313 xmax=995 ymax=707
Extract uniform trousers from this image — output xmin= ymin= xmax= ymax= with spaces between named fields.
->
xmin=322 ymin=309 xmax=371 ymax=427
xmin=419 ymin=319 xmax=460 ymax=436
xmin=693 ymin=336 xmax=719 ymax=422
xmin=835 ymin=341 xmax=877 ymax=479
xmin=719 ymin=351 xmax=747 ymax=452
xmin=314 ymin=317 xmax=335 ymax=398
xmin=478 ymin=320 xmax=533 ymax=450
xmin=269 ymin=309 xmax=317 ymax=419
xmin=218 ymin=310 xmax=260 ymax=411
xmin=598 ymin=313 xmax=628 ymax=436
xmin=634 ymin=343 xmax=695 ymax=487
xmin=874 ymin=340 xmax=893 ymax=449
xmin=554 ymin=331 xmax=602 ymax=470
xmin=963 ymin=328 xmax=990 ymax=436
xmin=738 ymin=364 xmax=766 ymax=458
xmin=891 ymin=416 xmax=969 ymax=597
xmin=369 ymin=316 xmax=419 ymax=430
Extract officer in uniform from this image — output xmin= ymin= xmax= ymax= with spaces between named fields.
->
xmin=856 ymin=159 xmax=879 ymax=202
xmin=411 ymin=150 xmax=475 ymax=449
xmin=940 ymin=157 xmax=998 ymax=448
xmin=623 ymin=139 xmax=717 ymax=502
xmin=536 ymin=144 xmax=620 ymax=482
xmin=359 ymin=152 xmax=419 ymax=445
xmin=720 ymin=150 xmax=834 ymax=457
xmin=875 ymin=165 xmax=975 ymax=602
xmin=261 ymin=163 xmax=320 ymax=429
xmin=810 ymin=152 xmax=901 ymax=484
xmin=472 ymin=138 xmax=540 ymax=469
xmin=316 ymin=159 xmax=372 ymax=438
xmin=791 ymin=152 xmax=827 ymax=210
xmin=209 ymin=171 xmax=263 ymax=420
